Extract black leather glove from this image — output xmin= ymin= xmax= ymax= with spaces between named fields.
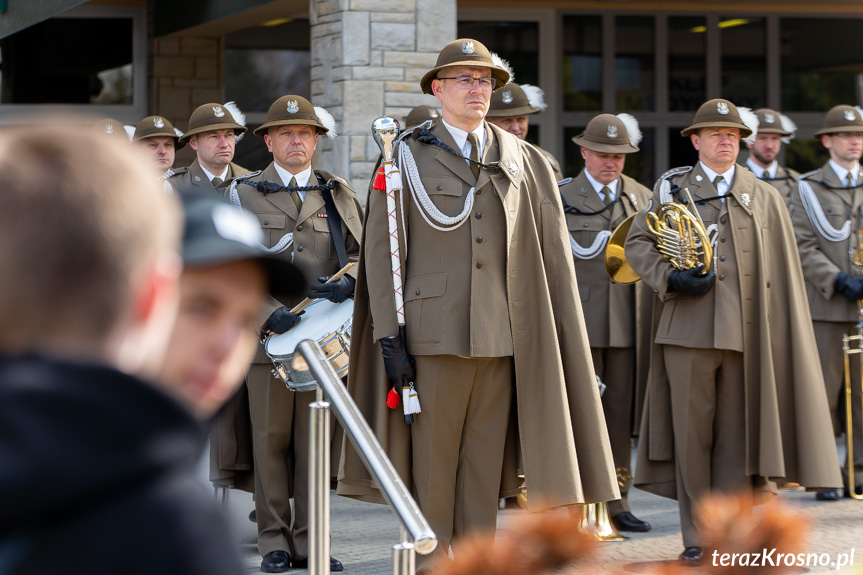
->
xmin=308 ymin=274 xmax=356 ymax=303
xmin=379 ymin=326 xmax=416 ymax=391
xmin=667 ymin=265 xmax=715 ymax=297
xmin=262 ymin=306 xmax=302 ymax=335
xmin=835 ymin=271 xmax=863 ymax=302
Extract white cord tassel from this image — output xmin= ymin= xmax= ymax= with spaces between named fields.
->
xmin=382 ymin=159 xmax=406 ymax=325
xmin=403 ymin=383 xmax=421 ymax=415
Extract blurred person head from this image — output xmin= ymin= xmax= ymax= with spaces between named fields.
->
xmin=745 ymin=108 xmax=795 ymax=169
xmin=0 ymin=122 xmax=182 ymax=378
xmin=816 ymin=105 xmax=863 ymax=170
xmin=572 ymin=113 xmax=642 ymax=185
xmin=404 ymin=105 xmax=440 ymax=130
xmin=486 ymin=82 xmax=547 ymax=141
xmin=180 ymin=102 xmax=247 ymax=175
xmin=157 ymin=191 xmax=306 ymax=419
xmin=132 ymin=115 xmax=185 ymax=172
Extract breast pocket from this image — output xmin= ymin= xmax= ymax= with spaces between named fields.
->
xmin=312 ymin=216 xmax=336 ymax=260
xmin=823 ymin=199 xmax=850 ymax=229
xmin=404 ymin=272 xmax=446 ymax=345
xmin=255 ymin=213 xmax=287 ymax=247
xmin=424 ymin=175 xmax=470 ymax=217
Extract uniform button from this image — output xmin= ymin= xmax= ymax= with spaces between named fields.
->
xmin=476 ymin=189 xmax=483 ymax=195
xmin=720 ymin=236 xmax=726 ymax=243
xmin=720 ymin=217 xmax=727 ymax=224
xmin=415 ymin=289 xmax=421 ymax=295
xmin=436 ymin=185 xmax=443 ymax=191
xmin=719 ymin=255 xmax=726 ymax=262
xmin=297 ymin=246 xmax=304 ymax=252
xmin=297 ymin=224 xmax=303 ymax=231
xmin=583 ymin=223 xmax=589 ymax=228
xmin=476 ymin=261 xmax=483 ymax=269
xmin=767 ymin=280 xmax=771 ymax=288
xmin=475 ymin=212 xmax=482 ymax=219
xmin=719 ymin=274 xmax=725 ymax=281
xmin=476 ymin=236 xmax=483 ymax=243
xmin=263 ymin=219 xmax=269 ymax=225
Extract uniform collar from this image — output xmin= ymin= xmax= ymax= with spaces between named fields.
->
xmin=583 ymin=169 xmax=619 ymax=199
xmin=273 ymin=163 xmax=313 ymax=192
xmin=828 ymin=159 xmax=860 ymax=186
xmin=441 ymin=118 xmax=486 ymax=159
xmin=746 ymin=158 xmax=777 ymax=179
xmin=699 ymin=161 xmax=735 ymax=192
xmin=199 ymin=163 xmax=229 ymax=183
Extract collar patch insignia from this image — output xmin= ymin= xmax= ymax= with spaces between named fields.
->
xmin=717 ymin=102 xmax=730 ymax=115
xmin=213 ymin=106 xmax=225 ymax=118
xmin=696 ymin=174 xmax=703 ymax=182
xmin=501 ymin=91 xmax=513 ymax=104
xmin=287 ymin=100 xmax=300 ymax=114
xmin=462 ymin=41 xmax=475 ymax=54
xmin=740 ymin=192 xmax=751 ymax=207
xmin=507 ymin=162 xmax=519 ymax=176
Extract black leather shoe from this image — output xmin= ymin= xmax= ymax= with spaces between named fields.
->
xmin=679 ymin=547 xmax=704 ymax=563
xmin=261 ymin=551 xmax=291 ymax=573
xmin=611 ymin=511 xmax=651 ymax=532
xmin=816 ymin=488 xmax=842 ymax=501
xmin=291 ymin=556 xmax=343 ymax=572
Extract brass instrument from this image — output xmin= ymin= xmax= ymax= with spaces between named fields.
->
xmin=577 ymin=467 xmax=633 ymax=542
xmin=605 ymin=180 xmax=713 ymax=285
xmin=841 ymin=227 xmax=863 ymax=501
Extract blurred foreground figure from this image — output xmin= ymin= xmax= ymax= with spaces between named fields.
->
xmin=0 ymin=124 xmax=243 ymax=575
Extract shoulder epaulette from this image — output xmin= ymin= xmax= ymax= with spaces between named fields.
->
xmin=557 ymin=177 xmax=573 ymax=187
xmin=166 ymin=167 xmax=188 ymax=178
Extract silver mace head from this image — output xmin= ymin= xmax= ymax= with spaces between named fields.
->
xmin=372 ymin=116 xmax=400 ymax=163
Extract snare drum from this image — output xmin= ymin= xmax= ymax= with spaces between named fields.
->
xmin=265 ymin=298 xmax=353 ymax=391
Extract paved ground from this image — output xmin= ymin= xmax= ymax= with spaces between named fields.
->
xmin=212 ymin=442 xmax=862 ymax=574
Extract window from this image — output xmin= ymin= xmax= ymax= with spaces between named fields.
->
xmin=616 ymin=16 xmax=655 ymax=112
xmin=721 ymin=17 xmax=766 ymax=109
xmin=668 ymin=17 xmax=706 ymax=112
xmin=563 ymin=15 xmax=602 ymax=112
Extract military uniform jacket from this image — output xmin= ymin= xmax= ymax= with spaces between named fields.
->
xmin=562 ymin=171 xmax=651 ymax=348
xmin=745 ymin=164 xmax=799 ymax=208
xmin=167 ymin=160 xmax=251 ymax=192
xmin=625 ymin=165 xmax=841 ymax=498
xmin=227 ymin=163 xmax=363 ymax=364
xmin=530 ymin=143 xmax=564 ymax=181
xmin=339 ymin=121 xmax=619 ymax=509
xmin=791 ymin=161 xmax=863 ymax=323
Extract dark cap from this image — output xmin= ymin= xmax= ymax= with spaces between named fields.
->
xmin=179 ymin=190 xmax=306 ymax=298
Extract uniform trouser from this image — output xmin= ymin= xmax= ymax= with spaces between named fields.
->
xmin=411 ymin=355 xmax=513 ymax=574
xmin=664 ymin=346 xmax=749 ymax=548
xmin=247 ymin=364 xmax=337 ymax=559
xmin=813 ymin=321 xmax=863 ymax=482
xmin=591 ymin=347 xmax=635 ymax=516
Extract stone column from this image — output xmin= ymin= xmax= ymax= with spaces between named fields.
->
xmin=310 ymin=0 xmax=456 ymax=204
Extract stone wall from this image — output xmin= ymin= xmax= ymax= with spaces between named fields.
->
xmin=310 ymin=0 xmax=457 ymax=203
xmin=150 ymin=36 xmax=224 ymax=167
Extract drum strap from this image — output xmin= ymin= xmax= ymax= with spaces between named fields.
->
xmin=317 ymin=173 xmax=348 ymax=268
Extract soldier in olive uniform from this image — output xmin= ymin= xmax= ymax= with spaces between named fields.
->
xmin=626 ymin=99 xmax=842 ymax=562
xmin=561 ymin=113 xmax=652 ymax=533
xmin=744 ymin=108 xmax=799 ymax=207
xmin=168 ymin=102 xmax=251 ymax=191
xmin=227 ymin=95 xmax=362 ymax=574
xmin=486 ymin=82 xmax=563 ymax=180
xmin=131 ymin=115 xmax=185 ymax=191
xmin=790 ymin=104 xmax=863 ymax=501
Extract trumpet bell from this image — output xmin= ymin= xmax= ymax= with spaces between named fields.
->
xmin=578 ymin=501 xmax=628 ymax=542
xmin=605 ymin=214 xmax=641 ymax=285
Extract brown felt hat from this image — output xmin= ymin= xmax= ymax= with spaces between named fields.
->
xmin=253 ymin=95 xmax=329 ymax=137
xmin=92 ymin=118 xmax=130 ymax=141
xmin=753 ymin=108 xmax=791 ymax=137
xmin=180 ymin=103 xmax=247 ymax=143
xmin=681 ymin=98 xmax=752 ymax=138
xmin=132 ymin=115 xmax=186 ymax=150
xmin=573 ymin=114 xmax=640 ymax=154
xmin=487 ymin=83 xmax=538 ymax=117
xmin=814 ymin=105 xmax=863 ymax=136
xmin=419 ymin=38 xmax=510 ymax=95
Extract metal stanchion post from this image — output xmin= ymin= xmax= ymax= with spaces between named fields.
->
xmin=309 ymin=386 xmax=331 ymax=575
xmin=392 ymin=542 xmax=415 ymax=575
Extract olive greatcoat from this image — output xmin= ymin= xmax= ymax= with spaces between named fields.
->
xmin=627 ymin=164 xmax=842 ymax=500
xmin=338 ymin=121 xmax=619 ymax=511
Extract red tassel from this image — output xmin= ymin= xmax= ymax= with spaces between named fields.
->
xmin=386 ymin=387 xmax=400 ymax=409
xmin=373 ymin=166 xmax=386 ymax=191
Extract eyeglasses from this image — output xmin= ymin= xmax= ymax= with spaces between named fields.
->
xmin=438 ymin=76 xmax=496 ymax=91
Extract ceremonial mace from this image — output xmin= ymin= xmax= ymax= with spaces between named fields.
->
xmin=372 ymin=117 xmax=420 ymax=423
